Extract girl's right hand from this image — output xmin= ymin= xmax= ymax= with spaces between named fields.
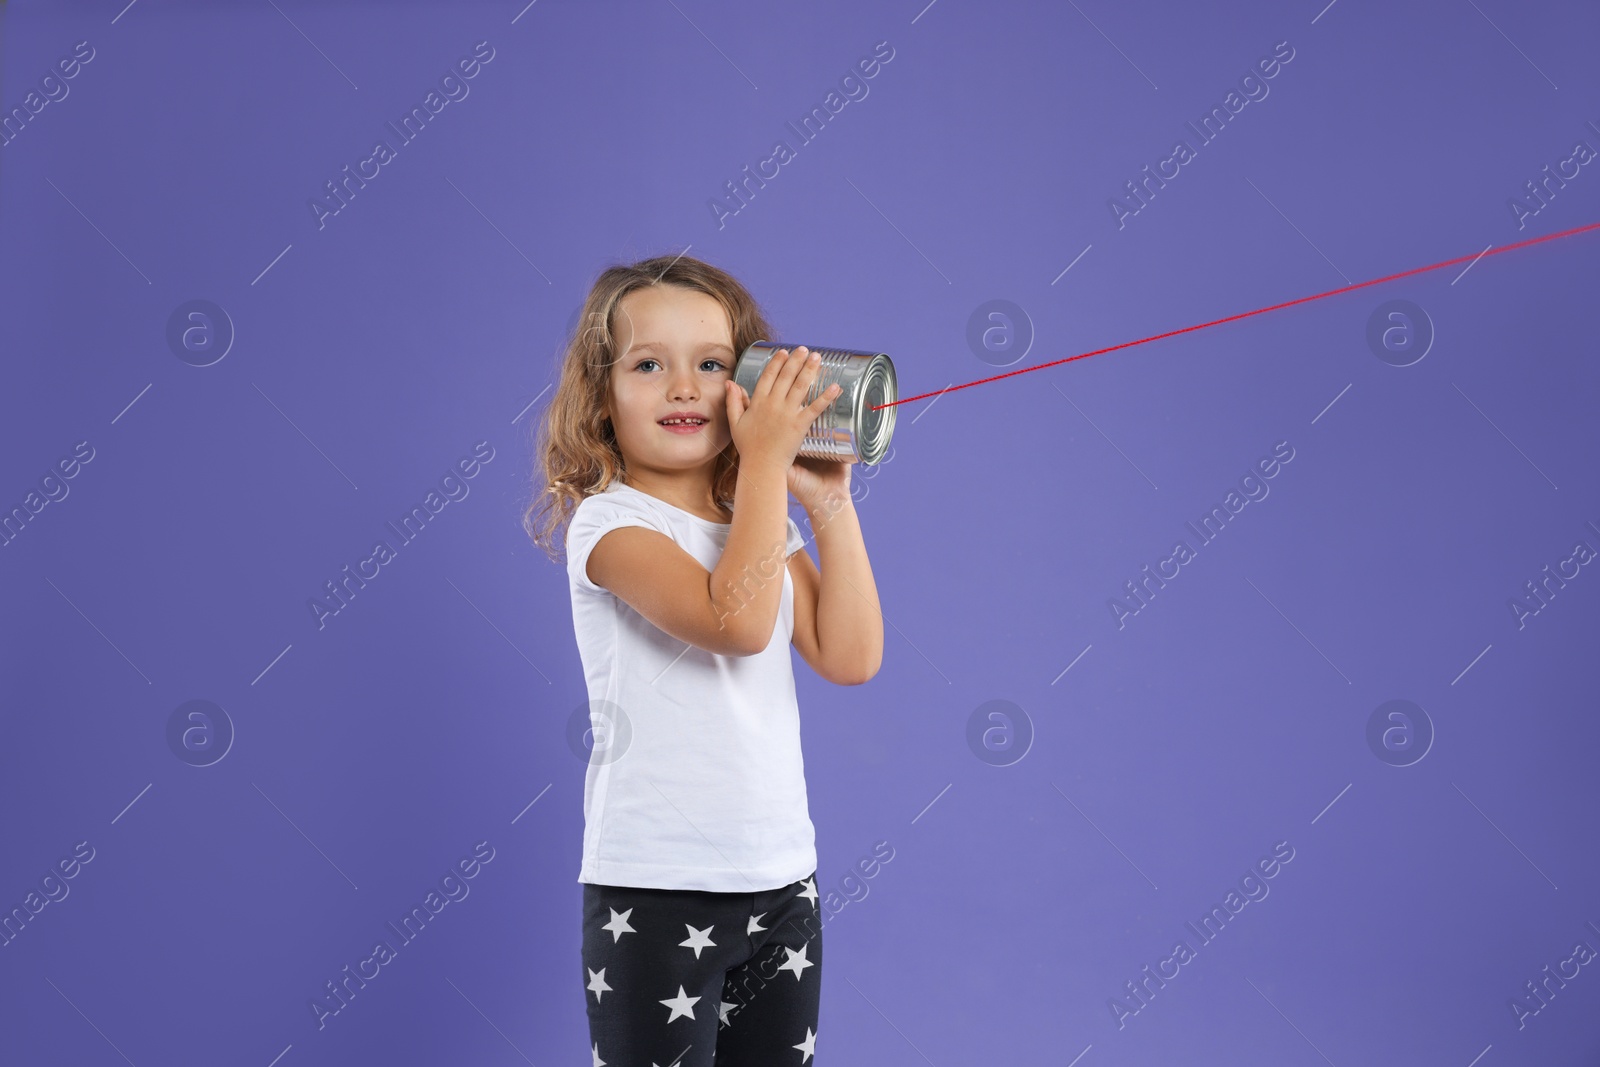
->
xmin=724 ymin=346 xmax=841 ymax=473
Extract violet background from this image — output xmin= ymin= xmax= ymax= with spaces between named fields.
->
xmin=3 ymin=0 xmax=1598 ymax=1064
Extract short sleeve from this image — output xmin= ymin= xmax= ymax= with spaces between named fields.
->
xmin=566 ymin=496 xmax=668 ymax=595
xmin=785 ymin=516 xmax=807 ymax=558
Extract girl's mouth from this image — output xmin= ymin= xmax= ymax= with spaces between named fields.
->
xmin=658 ymin=418 xmax=707 ymax=434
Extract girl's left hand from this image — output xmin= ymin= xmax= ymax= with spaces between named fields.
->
xmin=787 ymin=454 xmax=853 ymax=512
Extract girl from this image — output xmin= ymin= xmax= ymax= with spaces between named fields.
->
xmin=525 ymin=253 xmax=883 ymax=1066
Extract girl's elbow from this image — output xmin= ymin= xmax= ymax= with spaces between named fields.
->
xmin=832 ymin=657 xmax=881 ymax=686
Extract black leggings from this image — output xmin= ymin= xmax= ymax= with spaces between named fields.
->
xmin=580 ymin=872 xmax=823 ymax=1066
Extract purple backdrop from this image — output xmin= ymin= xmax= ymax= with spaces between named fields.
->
xmin=3 ymin=0 xmax=1598 ymax=1063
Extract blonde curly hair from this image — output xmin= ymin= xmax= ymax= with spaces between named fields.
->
xmin=522 ymin=252 xmax=777 ymax=562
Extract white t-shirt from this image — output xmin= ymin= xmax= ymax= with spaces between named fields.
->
xmin=564 ymin=480 xmax=817 ymax=892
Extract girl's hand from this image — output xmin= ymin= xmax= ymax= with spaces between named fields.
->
xmin=787 ymin=454 xmax=853 ymax=513
xmin=724 ymin=347 xmax=841 ymax=475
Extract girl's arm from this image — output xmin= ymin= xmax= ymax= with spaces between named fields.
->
xmin=588 ymin=350 xmax=838 ymax=660
xmin=789 ymin=491 xmax=883 ymax=685
xmin=586 ymin=524 xmax=773 ymax=658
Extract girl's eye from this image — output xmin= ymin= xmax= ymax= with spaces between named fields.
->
xmin=635 ymin=358 xmax=728 ymax=372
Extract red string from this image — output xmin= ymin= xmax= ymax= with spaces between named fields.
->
xmin=874 ymin=218 xmax=1600 ymax=411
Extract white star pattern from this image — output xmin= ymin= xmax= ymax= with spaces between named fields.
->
xmin=602 ymin=907 xmax=636 ymax=943
xmin=679 ymin=923 xmax=716 ymax=958
xmin=659 ymin=984 xmax=701 ymax=1023
xmin=793 ymin=1025 xmax=817 ymax=1062
xmin=776 ymin=942 xmax=814 ymax=980
xmin=586 ymin=966 xmax=612 ymax=1004
xmin=585 ymin=894 xmax=819 ymax=1058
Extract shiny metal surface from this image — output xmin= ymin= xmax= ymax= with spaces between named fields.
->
xmin=733 ymin=341 xmax=897 ymax=465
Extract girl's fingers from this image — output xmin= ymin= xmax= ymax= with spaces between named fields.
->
xmin=748 ymin=351 xmax=773 ymax=400
xmin=776 ymin=346 xmax=812 ymax=396
xmin=744 ymin=347 xmax=838 ymax=433
xmin=752 ymin=347 xmax=793 ymax=400
xmin=811 ymin=382 xmax=841 ymax=411
xmin=781 ymin=348 xmax=822 ymax=403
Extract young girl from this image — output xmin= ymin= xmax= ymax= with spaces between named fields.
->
xmin=525 ymin=253 xmax=883 ymax=1066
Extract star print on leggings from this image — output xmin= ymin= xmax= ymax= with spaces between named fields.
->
xmin=584 ymin=877 xmax=821 ymax=1066
xmin=679 ymin=923 xmax=716 ymax=957
xmin=659 ymin=984 xmax=701 ymax=1023
xmin=601 ymin=907 xmax=635 ymax=942
xmin=586 ymin=966 xmax=612 ymax=1003
xmin=776 ymin=941 xmax=814 ymax=979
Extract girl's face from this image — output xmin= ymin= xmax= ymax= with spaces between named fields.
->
xmin=604 ymin=284 xmax=737 ymax=478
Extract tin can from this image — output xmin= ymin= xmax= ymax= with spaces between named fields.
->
xmin=733 ymin=341 xmax=898 ymax=465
